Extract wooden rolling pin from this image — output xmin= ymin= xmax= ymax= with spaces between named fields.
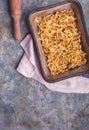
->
xmin=9 ymin=0 xmax=22 ymax=40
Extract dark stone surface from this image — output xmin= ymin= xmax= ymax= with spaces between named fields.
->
xmin=0 ymin=0 xmax=89 ymax=130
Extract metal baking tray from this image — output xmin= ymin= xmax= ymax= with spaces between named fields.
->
xmin=29 ymin=0 xmax=89 ymax=83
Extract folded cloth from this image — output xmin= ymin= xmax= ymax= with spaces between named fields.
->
xmin=16 ymin=34 xmax=89 ymax=93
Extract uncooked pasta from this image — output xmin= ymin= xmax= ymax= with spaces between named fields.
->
xmin=35 ymin=10 xmax=86 ymax=76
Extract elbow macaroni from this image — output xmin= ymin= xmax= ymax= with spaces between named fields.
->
xmin=35 ymin=10 xmax=86 ymax=76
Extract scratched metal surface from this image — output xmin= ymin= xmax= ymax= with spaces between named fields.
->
xmin=0 ymin=0 xmax=89 ymax=130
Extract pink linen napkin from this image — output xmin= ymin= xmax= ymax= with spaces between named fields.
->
xmin=16 ymin=34 xmax=89 ymax=93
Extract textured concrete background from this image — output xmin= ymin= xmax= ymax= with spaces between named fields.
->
xmin=0 ymin=0 xmax=89 ymax=130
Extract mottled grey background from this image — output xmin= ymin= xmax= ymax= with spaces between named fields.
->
xmin=0 ymin=0 xmax=89 ymax=130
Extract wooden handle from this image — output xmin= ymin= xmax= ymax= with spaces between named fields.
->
xmin=13 ymin=16 xmax=21 ymax=40
xmin=9 ymin=0 xmax=22 ymax=40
